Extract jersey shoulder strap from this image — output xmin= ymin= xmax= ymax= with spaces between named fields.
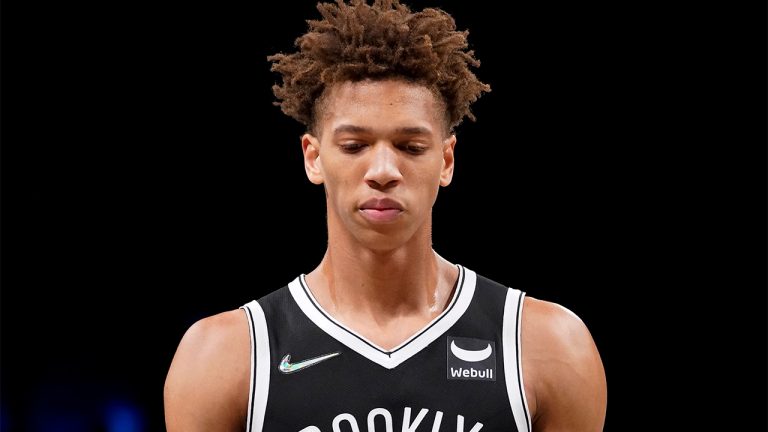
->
xmin=501 ymin=283 xmax=531 ymax=432
xmin=240 ymin=296 xmax=270 ymax=432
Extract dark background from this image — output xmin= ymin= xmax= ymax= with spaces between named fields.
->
xmin=2 ymin=1 xmax=765 ymax=431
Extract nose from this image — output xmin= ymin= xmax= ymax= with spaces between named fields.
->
xmin=364 ymin=142 xmax=403 ymax=191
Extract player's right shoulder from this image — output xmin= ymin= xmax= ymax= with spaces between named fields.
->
xmin=164 ymin=309 xmax=251 ymax=432
xmin=183 ymin=309 xmax=250 ymax=349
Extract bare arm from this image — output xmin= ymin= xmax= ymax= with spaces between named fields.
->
xmin=522 ymin=297 xmax=607 ymax=432
xmin=164 ymin=309 xmax=251 ymax=432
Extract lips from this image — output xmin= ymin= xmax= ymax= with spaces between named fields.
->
xmin=359 ymin=197 xmax=404 ymax=211
xmin=359 ymin=198 xmax=404 ymax=223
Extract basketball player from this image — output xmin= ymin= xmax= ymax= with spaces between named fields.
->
xmin=164 ymin=1 xmax=607 ymax=430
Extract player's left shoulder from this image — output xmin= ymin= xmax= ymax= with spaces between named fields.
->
xmin=521 ymin=297 xmax=599 ymax=357
xmin=521 ymin=296 xmax=607 ymax=430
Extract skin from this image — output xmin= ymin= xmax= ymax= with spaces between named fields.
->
xmin=164 ymin=79 xmax=607 ymax=431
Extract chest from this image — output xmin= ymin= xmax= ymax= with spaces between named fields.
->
xmin=243 ymin=268 xmax=530 ymax=432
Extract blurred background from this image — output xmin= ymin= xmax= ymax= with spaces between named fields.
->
xmin=1 ymin=1 xmax=765 ymax=431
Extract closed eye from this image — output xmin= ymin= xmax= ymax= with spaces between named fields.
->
xmin=401 ymin=144 xmax=428 ymax=155
xmin=339 ymin=142 xmax=428 ymax=155
xmin=339 ymin=143 xmax=367 ymax=153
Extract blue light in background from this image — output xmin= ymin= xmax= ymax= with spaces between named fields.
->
xmin=0 ymin=403 xmax=7 ymax=432
xmin=104 ymin=401 xmax=145 ymax=432
xmin=28 ymin=381 xmax=149 ymax=431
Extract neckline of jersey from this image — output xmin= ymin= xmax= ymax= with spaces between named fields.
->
xmin=287 ymin=264 xmax=477 ymax=369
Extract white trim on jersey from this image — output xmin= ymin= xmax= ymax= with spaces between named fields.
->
xmin=241 ymin=300 xmax=271 ymax=432
xmin=503 ymin=288 xmax=532 ymax=432
xmin=241 ymin=306 xmax=255 ymax=432
xmin=287 ymin=265 xmax=477 ymax=369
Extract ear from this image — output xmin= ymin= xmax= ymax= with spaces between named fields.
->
xmin=439 ymin=134 xmax=457 ymax=187
xmin=302 ymin=133 xmax=324 ymax=185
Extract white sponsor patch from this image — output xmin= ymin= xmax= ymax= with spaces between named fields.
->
xmin=447 ymin=336 xmax=496 ymax=381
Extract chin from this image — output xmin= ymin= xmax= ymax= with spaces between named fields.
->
xmin=355 ymin=222 xmax=424 ymax=252
xmin=364 ymin=231 xmax=402 ymax=247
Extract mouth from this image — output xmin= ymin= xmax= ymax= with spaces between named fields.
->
xmin=358 ymin=208 xmax=403 ymax=223
xmin=358 ymin=198 xmax=405 ymax=223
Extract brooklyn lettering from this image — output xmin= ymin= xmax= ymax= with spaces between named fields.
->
xmin=298 ymin=406 xmax=483 ymax=432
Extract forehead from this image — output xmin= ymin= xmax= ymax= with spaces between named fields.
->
xmin=318 ymin=80 xmax=445 ymax=137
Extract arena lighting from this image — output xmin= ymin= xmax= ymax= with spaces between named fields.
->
xmin=0 ymin=404 xmax=8 ymax=432
xmin=103 ymin=400 xmax=145 ymax=432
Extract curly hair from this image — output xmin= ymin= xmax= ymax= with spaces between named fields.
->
xmin=267 ymin=0 xmax=491 ymax=135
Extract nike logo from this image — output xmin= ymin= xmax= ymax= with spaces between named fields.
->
xmin=450 ymin=340 xmax=492 ymax=362
xmin=278 ymin=351 xmax=341 ymax=374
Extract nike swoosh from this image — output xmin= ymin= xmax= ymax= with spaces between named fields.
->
xmin=278 ymin=351 xmax=341 ymax=374
xmin=450 ymin=340 xmax=492 ymax=362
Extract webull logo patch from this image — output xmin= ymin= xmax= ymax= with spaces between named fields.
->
xmin=446 ymin=336 xmax=496 ymax=381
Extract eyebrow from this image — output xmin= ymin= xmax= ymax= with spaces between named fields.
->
xmin=333 ymin=125 xmax=371 ymax=135
xmin=396 ymin=126 xmax=433 ymax=136
xmin=332 ymin=124 xmax=433 ymax=137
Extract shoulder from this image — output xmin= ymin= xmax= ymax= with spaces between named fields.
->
xmin=521 ymin=296 xmax=607 ymax=431
xmin=164 ymin=309 xmax=251 ymax=431
xmin=176 ymin=309 xmax=251 ymax=361
xmin=521 ymin=296 xmax=596 ymax=354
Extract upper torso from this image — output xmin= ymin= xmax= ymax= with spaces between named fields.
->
xmin=240 ymin=264 xmax=532 ymax=432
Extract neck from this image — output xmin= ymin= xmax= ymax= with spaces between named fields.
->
xmin=305 ymin=213 xmax=458 ymax=321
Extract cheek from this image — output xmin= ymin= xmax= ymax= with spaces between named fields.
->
xmin=411 ymin=162 xmax=443 ymax=198
xmin=321 ymin=160 xmax=359 ymax=198
xmin=424 ymin=157 xmax=445 ymax=185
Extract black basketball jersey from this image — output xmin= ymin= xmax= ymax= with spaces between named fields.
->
xmin=240 ymin=265 xmax=531 ymax=432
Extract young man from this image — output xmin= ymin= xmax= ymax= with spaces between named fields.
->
xmin=164 ymin=1 xmax=607 ymax=431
